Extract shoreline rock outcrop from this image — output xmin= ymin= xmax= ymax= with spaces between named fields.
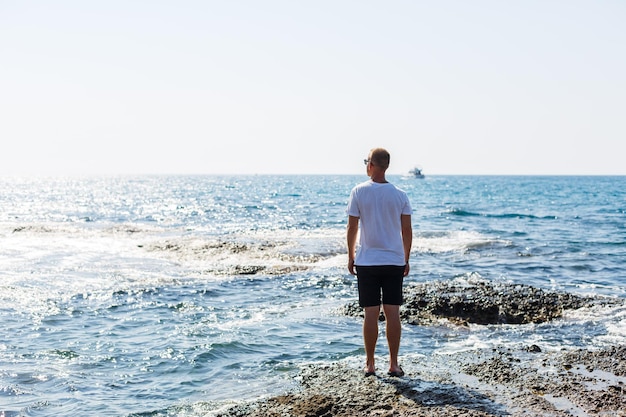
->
xmin=214 ymin=345 xmax=626 ymax=417
xmin=342 ymin=279 xmax=620 ymax=325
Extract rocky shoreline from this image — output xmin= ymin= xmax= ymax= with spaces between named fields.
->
xmin=213 ymin=280 xmax=625 ymax=416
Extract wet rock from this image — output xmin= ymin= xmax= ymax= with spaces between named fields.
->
xmin=560 ymin=345 xmax=626 ymax=377
xmin=215 ymin=363 xmax=500 ymax=417
xmin=342 ymin=279 xmax=621 ymax=325
xmin=524 ymin=344 xmax=542 ymax=353
xmin=213 ymin=345 xmax=626 ymax=416
xmin=460 ymin=346 xmax=626 ymax=416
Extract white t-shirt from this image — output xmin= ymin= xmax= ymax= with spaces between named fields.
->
xmin=346 ymin=180 xmax=412 ymax=266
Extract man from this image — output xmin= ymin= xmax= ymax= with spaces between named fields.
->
xmin=346 ymin=147 xmax=413 ymax=377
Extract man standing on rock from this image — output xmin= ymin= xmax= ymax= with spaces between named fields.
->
xmin=347 ymin=147 xmax=413 ymax=377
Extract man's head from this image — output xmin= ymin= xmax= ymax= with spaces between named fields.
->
xmin=367 ymin=148 xmax=390 ymax=170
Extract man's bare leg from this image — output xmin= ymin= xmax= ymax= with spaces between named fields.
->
xmin=382 ymin=304 xmax=403 ymax=375
xmin=363 ymin=305 xmax=380 ymax=374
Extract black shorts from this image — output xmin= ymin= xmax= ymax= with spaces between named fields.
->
xmin=356 ymin=265 xmax=405 ymax=307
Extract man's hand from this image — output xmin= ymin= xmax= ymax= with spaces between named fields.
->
xmin=348 ymin=258 xmax=356 ymax=275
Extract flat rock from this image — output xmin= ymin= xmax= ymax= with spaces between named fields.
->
xmin=214 ymin=345 xmax=626 ymax=416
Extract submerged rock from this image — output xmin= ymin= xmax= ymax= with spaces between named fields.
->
xmin=342 ymin=279 xmax=620 ymax=325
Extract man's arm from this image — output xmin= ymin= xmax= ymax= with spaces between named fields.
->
xmin=401 ymin=214 xmax=412 ymax=276
xmin=347 ymin=215 xmax=359 ymax=275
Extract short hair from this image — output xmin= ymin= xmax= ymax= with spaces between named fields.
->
xmin=370 ymin=148 xmax=390 ymax=169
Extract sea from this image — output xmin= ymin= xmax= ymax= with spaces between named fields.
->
xmin=1 ymin=175 xmax=625 ymax=416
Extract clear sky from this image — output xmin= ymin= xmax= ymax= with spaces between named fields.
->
xmin=1 ymin=1 xmax=625 ymax=176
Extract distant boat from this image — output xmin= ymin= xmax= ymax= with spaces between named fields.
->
xmin=409 ymin=167 xmax=424 ymax=178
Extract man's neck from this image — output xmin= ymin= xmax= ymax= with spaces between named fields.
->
xmin=370 ymin=172 xmax=388 ymax=183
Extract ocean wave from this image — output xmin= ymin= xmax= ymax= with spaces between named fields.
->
xmin=414 ymin=231 xmax=511 ymax=254
xmin=142 ymin=228 xmax=346 ymax=276
xmin=2 ymin=221 xmax=163 ymax=237
xmin=446 ymin=208 xmax=557 ymax=220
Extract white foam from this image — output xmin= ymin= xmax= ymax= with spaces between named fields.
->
xmin=414 ymin=230 xmax=509 ymax=254
xmin=140 ymin=227 xmax=347 ymax=276
xmin=0 ymin=223 xmax=185 ymax=321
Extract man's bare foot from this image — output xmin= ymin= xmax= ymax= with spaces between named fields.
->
xmin=363 ymin=365 xmax=376 ymax=377
xmin=387 ymin=366 xmax=404 ymax=377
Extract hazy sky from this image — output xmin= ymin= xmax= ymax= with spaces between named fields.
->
xmin=2 ymin=1 xmax=624 ymax=176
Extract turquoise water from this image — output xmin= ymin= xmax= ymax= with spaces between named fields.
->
xmin=1 ymin=175 xmax=625 ymax=416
